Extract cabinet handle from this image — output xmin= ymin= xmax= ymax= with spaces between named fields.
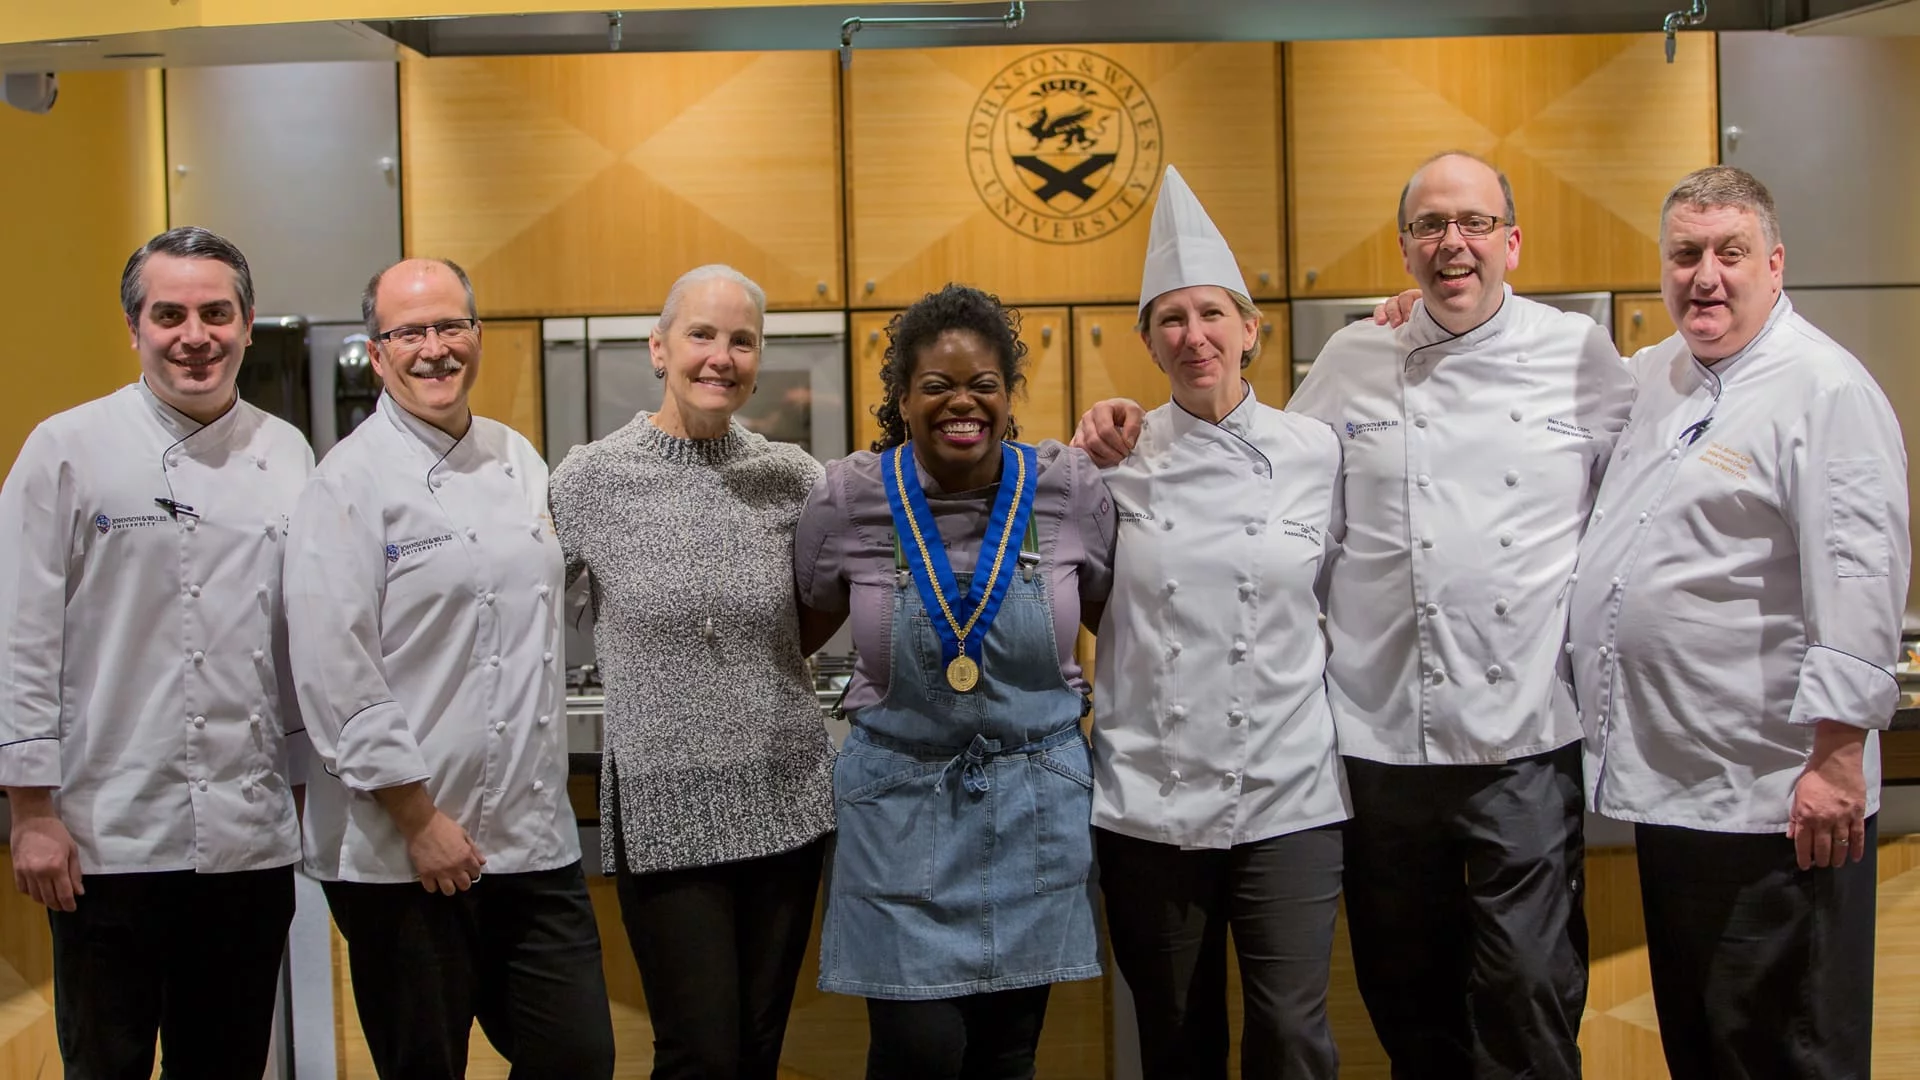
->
xmin=1304 ymin=269 xmax=1319 ymax=287
xmin=1091 ymin=324 xmax=1102 ymax=345
xmin=1632 ymin=312 xmax=1644 ymax=328
xmin=868 ymin=329 xmax=880 ymax=344
xmin=1040 ymin=325 xmax=1053 ymax=345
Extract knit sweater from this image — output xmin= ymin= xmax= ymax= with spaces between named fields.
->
xmin=549 ymin=413 xmax=835 ymax=874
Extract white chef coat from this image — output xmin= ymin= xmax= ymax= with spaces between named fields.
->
xmin=1570 ymin=295 xmax=1910 ymax=833
xmin=1092 ymin=385 xmax=1351 ymax=849
xmin=286 ymin=393 xmax=579 ymax=883
xmin=0 ymin=381 xmax=311 ymax=874
xmin=1287 ymin=288 xmax=1634 ymax=765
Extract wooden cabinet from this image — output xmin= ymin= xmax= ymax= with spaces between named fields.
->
xmin=469 ymin=319 xmax=544 ymax=447
xmin=1070 ymin=302 xmax=1291 ymax=419
xmin=850 ymin=306 xmax=1072 ymax=455
xmin=846 ymin=43 xmax=1285 ymax=309
xmin=1286 ymin=33 xmax=1718 ymax=298
xmin=1613 ymin=292 xmax=1675 ymax=357
xmin=401 ymin=50 xmax=843 ymax=317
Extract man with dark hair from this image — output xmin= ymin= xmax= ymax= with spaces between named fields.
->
xmin=286 ymin=257 xmax=614 ymax=1079
xmin=1570 ymin=164 xmax=1908 ymax=1077
xmin=0 ymin=225 xmax=312 ymax=1078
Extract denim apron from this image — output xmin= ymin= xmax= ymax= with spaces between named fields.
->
xmin=818 ymin=522 xmax=1102 ymax=1000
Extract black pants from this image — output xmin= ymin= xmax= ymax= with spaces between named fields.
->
xmin=48 ymin=863 xmax=294 ymax=1080
xmin=1096 ymin=824 xmax=1344 ymax=1080
xmin=616 ymin=835 xmax=827 ymax=1080
xmin=323 ymin=860 xmax=615 ymax=1080
xmin=1342 ymin=745 xmax=1588 ymax=1080
xmin=865 ymin=985 xmax=1053 ymax=1080
xmin=1637 ymin=817 xmax=1877 ymax=1080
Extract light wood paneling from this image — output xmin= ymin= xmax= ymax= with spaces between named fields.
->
xmin=850 ymin=305 xmax=1072 ymax=456
xmin=1069 ymin=302 xmax=1291 ymax=422
xmin=402 ymin=50 xmax=843 ymax=317
xmin=469 ymin=319 xmax=544 ymax=448
xmin=1286 ymin=33 xmax=1718 ymax=298
xmin=847 ymin=43 xmax=1284 ymax=309
xmin=1614 ymin=291 xmax=1677 ymax=357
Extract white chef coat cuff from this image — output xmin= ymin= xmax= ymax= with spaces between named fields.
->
xmin=0 ymin=737 xmax=62 ymax=789
xmin=1790 ymin=645 xmax=1899 ymax=730
xmin=284 ymin=730 xmax=314 ymax=787
xmin=331 ymin=701 xmax=432 ymax=792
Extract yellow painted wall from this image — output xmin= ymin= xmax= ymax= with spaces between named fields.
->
xmin=0 ymin=70 xmax=168 ymax=471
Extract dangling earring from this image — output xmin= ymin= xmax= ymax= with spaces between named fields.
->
xmin=652 ymin=367 xmax=665 ymax=379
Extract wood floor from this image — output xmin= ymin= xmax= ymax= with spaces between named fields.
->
xmin=2 ymin=838 xmax=1917 ymax=1077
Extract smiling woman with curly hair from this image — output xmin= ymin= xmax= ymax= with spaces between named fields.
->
xmin=794 ymin=283 xmax=1116 ymax=1079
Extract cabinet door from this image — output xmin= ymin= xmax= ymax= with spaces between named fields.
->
xmin=402 ymin=51 xmax=843 ymax=316
xmin=468 ymin=319 xmax=545 ymax=448
xmin=850 ymin=306 xmax=1071 ymax=453
xmin=1071 ymin=301 xmax=1291 ymax=419
xmin=1287 ymin=33 xmax=1718 ymax=298
xmin=1613 ymin=293 xmax=1675 ymax=357
xmin=847 ymin=43 xmax=1284 ymax=309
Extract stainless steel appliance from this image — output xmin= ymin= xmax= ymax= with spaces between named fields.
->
xmin=1291 ymin=292 xmax=1613 ymax=389
xmin=237 ymin=315 xmax=313 ymax=440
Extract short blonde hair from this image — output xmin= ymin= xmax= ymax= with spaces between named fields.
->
xmin=1136 ymin=288 xmax=1263 ymax=369
xmin=1661 ymin=165 xmax=1781 ymax=249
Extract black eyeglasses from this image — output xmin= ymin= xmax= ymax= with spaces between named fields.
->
xmin=1403 ymin=214 xmax=1512 ymax=241
xmin=376 ymin=318 xmax=479 ymax=346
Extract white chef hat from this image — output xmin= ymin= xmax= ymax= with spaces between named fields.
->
xmin=1137 ymin=164 xmax=1250 ymax=316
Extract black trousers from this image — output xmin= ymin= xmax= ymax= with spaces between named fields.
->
xmin=865 ymin=985 xmax=1053 ymax=1080
xmin=1096 ymin=824 xmax=1344 ymax=1080
xmin=49 ymin=863 xmax=294 ymax=1080
xmin=1342 ymin=745 xmax=1588 ymax=1080
xmin=615 ymin=835 xmax=827 ymax=1080
xmin=1637 ymin=817 xmax=1877 ymax=1080
xmin=323 ymin=860 xmax=615 ymax=1080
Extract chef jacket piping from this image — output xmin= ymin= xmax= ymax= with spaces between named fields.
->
xmin=1805 ymin=644 xmax=1899 ymax=689
xmin=0 ymin=736 xmax=57 ymax=750
xmin=325 ymin=701 xmax=401 ymax=776
xmin=1168 ymin=383 xmax=1271 ymax=472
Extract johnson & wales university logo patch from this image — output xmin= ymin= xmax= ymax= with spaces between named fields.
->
xmin=968 ymin=49 xmax=1162 ymax=245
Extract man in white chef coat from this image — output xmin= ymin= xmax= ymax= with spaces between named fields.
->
xmin=1078 ymin=152 xmax=1633 ymax=1078
xmin=285 ymin=257 xmax=614 ymax=1079
xmin=1569 ymin=165 xmax=1907 ymax=1078
xmin=0 ymin=226 xmax=312 ymax=1078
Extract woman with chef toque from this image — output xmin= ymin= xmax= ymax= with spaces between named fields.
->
xmin=795 ymin=282 xmax=1116 ymax=1079
xmin=1088 ymin=165 xmax=1352 ymax=1079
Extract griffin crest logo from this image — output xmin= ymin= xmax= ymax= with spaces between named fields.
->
xmin=968 ymin=50 xmax=1162 ymax=245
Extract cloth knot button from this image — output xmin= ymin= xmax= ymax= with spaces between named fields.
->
xmin=1430 ymin=668 xmax=1447 ymax=685
xmin=1169 ymin=705 xmax=1188 ymax=721
xmin=493 ymin=721 xmax=507 ymax=733
xmin=1511 ymin=409 xmax=1523 ymax=422
xmin=537 ymin=714 xmax=551 ymax=726
xmin=466 ymin=528 xmax=478 ymax=541
xmin=1417 ymin=474 xmax=1431 ymax=488
xmin=543 ymin=651 xmax=554 ymax=664
xmin=1165 ymin=580 xmax=1178 ymax=593
xmin=538 ymin=585 xmax=551 ymax=598
xmin=1505 ymin=470 xmax=1520 ymax=487
xmin=1424 ymin=603 xmax=1440 ymax=618
xmin=1486 ymin=664 xmax=1503 ymax=682
xmin=1245 ymin=522 xmax=1260 ymax=535
xmin=249 ymin=712 xmax=261 ymax=725
xmin=197 ymin=779 xmax=208 ymax=792
xmin=1494 ymin=598 xmax=1510 ymax=615
xmin=251 ymin=649 xmax=265 ymax=662
xmin=254 ymin=456 xmax=267 ymax=470
xmin=1167 ymin=641 xmax=1182 ymax=658
xmin=188 ymin=584 xmax=201 ymax=598
xmin=190 ymin=650 xmax=205 ymax=665
xmin=487 ymin=655 xmax=500 ymax=667
xmin=192 ymin=715 xmax=205 ymax=728
xmin=482 ymin=592 xmax=495 ymax=605
xmin=532 ymin=780 xmax=545 ymax=793
xmin=1231 ymin=640 xmax=1248 ymax=656
xmin=1228 ymin=710 xmax=1247 ymax=725
xmin=1162 ymin=518 xmax=1174 ymax=530
xmin=1500 ymin=532 xmax=1514 ymax=547
xmin=1238 ymin=582 xmax=1255 ymax=599
xmin=1420 ymin=537 xmax=1434 ymax=550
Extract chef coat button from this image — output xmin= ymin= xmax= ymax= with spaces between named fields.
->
xmin=504 ymin=463 xmax=515 ymax=477
xmin=190 ymin=650 xmax=205 ymax=665
xmin=1569 ymin=572 xmax=1580 ymax=583
xmin=264 ymin=519 xmax=278 ymax=536
xmin=1167 ymin=641 xmax=1182 ymax=658
xmin=532 ymin=780 xmax=546 ymax=793
xmin=493 ymin=721 xmax=507 ymax=733
xmin=165 ymin=453 xmax=180 ymax=467
xmin=1223 ymin=771 xmax=1239 ymax=786
xmin=1430 ymin=668 xmax=1447 ymax=685
xmin=1594 ymin=508 xmax=1606 ymax=521
xmin=1245 ymin=522 xmax=1259 ymax=535
xmin=532 ymin=524 xmax=544 ymax=538
xmin=257 ymin=583 xmax=269 ymax=597
xmin=1639 ymin=512 xmax=1650 ymax=523
xmin=1420 ymin=536 xmax=1434 ymax=550
xmin=255 ymin=456 xmax=268 ymax=470
xmin=1500 ymin=532 xmax=1514 ymax=547
xmin=430 ymin=477 xmax=444 ymax=490
xmin=1229 ymin=710 xmax=1247 ymax=725
xmin=482 ymin=592 xmax=496 ymax=605
xmin=538 ymin=585 xmax=552 ymax=599
xmin=1162 ymin=518 xmax=1174 ymax=530
xmin=1599 ymin=645 xmax=1612 ymax=657
xmin=537 ymin=714 xmax=551 ymax=727
xmin=1169 ymin=705 xmax=1187 ymax=721
xmin=487 ymin=655 xmax=500 ymax=667
xmin=192 ymin=715 xmax=206 ymax=728
xmin=1565 ymin=642 xmax=1575 ymax=655
xmin=1486 ymin=664 xmax=1503 ymax=683
xmin=1238 ymin=582 xmax=1255 ymax=599
xmin=1417 ymin=474 xmax=1431 ymax=488
xmin=1232 ymin=639 xmax=1248 ymax=656
xmin=251 ymin=648 xmax=265 ymax=662
xmin=1252 ymin=464 xmax=1266 ymax=477
xmin=197 ymin=779 xmax=209 ymax=792
xmin=1669 ymin=447 xmax=1682 ymax=460
xmin=1505 ymin=470 xmax=1520 ymax=487
xmin=249 ymin=712 xmax=261 ymax=725
xmin=466 ymin=528 xmax=478 ymax=542
xmin=1511 ymin=409 xmax=1523 ymax=422
xmin=543 ymin=651 xmax=555 ymax=664
xmin=188 ymin=584 xmax=201 ymax=598
xmin=1610 ymin=576 xmax=1622 ymax=591
xmin=1424 ymin=602 xmax=1440 ymax=618
xmin=1169 ymin=770 xmax=1183 ymax=783
xmin=1414 ymin=415 xmax=1428 ymax=428
xmin=1494 ymin=598 xmax=1510 ymax=615
xmin=1165 ymin=580 xmax=1178 ymax=593
xmin=184 ymin=518 xmax=197 ymax=532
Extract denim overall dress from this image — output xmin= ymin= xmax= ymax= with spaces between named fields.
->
xmin=818 ymin=516 xmax=1102 ymax=1000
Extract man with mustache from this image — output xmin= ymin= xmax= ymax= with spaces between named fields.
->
xmin=1077 ymin=152 xmax=1633 ymax=1077
xmin=0 ymin=226 xmax=312 ymax=1078
xmin=1569 ymin=166 xmax=1907 ymax=1078
xmin=284 ymin=257 xmax=614 ymax=1079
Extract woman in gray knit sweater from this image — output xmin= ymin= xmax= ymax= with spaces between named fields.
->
xmin=548 ymin=265 xmax=835 ymax=1080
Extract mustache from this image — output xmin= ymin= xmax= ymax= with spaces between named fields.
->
xmin=409 ymin=356 xmax=464 ymax=379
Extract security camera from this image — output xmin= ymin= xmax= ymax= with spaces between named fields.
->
xmin=4 ymin=73 xmax=58 ymax=115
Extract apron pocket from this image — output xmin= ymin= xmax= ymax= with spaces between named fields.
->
xmin=835 ymin=756 xmax=941 ymax=901
xmin=1031 ymin=739 xmax=1096 ymax=895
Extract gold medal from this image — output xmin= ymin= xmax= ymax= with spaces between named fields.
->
xmin=947 ymin=654 xmax=980 ymax=692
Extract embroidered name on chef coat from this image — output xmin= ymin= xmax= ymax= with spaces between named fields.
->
xmin=1697 ymin=441 xmax=1753 ymax=481
xmin=1546 ymin=418 xmax=1594 ymax=440
xmin=1343 ymin=419 xmax=1400 ymax=439
xmin=93 ymin=512 xmax=170 ymax=535
xmin=385 ymin=533 xmax=454 ymax=564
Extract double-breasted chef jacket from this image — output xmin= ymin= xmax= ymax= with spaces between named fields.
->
xmin=286 ymin=393 xmax=579 ymax=883
xmin=0 ymin=381 xmax=312 ymax=874
xmin=1093 ymin=385 xmax=1352 ymax=849
xmin=1570 ymin=295 xmax=1910 ymax=833
xmin=1287 ymin=288 xmax=1635 ymax=765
